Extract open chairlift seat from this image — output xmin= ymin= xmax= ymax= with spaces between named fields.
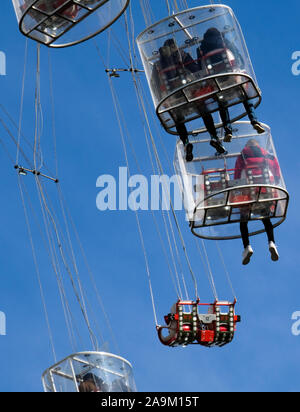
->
xmin=157 ymin=300 xmax=240 ymax=348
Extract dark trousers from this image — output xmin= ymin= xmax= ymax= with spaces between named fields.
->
xmin=175 ymin=122 xmax=189 ymax=146
xmin=243 ymin=101 xmax=258 ymax=124
xmin=176 ymin=106 xmax=231 ymax=142
xmin=240 ymin=218 xmax=275 ymax=249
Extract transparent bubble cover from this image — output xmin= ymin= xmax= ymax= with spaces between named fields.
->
xmin=42 ymin=351 xmax=137 ymax=392
xmin=12 ymin=0 xmax=130 ymax=47
xmin=174 ymin=122 xmax=289 ymax=240
xmin=137 ymin=5 xmax=261 ymax=135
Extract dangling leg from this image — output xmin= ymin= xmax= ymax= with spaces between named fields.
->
xmin=219 ymin=106 xmax=233 ymax=143
xmin=175 ymin=122 xmax=194 ymax=162
xmin=202 ymin=113 xmax=227 ymax=155
xmin=243 ymin=100 xmax=265 ymax=134
xmin=262 ymin=218 xmax=279 ymax=261
xmin=240 ymin=221 xmax=254 ymax=265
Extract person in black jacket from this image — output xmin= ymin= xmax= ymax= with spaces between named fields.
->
xmin=198 ymin=28 xmax=265 ymax=136
xmin=157 ymin=38 xmax=227 ymax=160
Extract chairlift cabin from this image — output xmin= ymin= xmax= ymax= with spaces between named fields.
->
xmin=42 ymin=351 xmax=137 ymax=392
xmin=174 ymin=122 xmax=289 ymax=240
xmin=137 ymin=5 xmax=261 ymax=136
xmin=157 ymin=300 xmax=240 ymax=348
xmin=12 ymin=0 xmax=130 ymax=48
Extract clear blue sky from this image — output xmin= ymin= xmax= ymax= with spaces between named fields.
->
xmin=0 ymin=0 xmax=300 ymax=392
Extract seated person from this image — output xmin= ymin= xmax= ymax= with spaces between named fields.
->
xmin=197 ymin=28 xmax=265 ymax=139
xmin=154 ymin=38 xmax=227 ymax=160
xmin=234 ymin=139 xmax=281 ymax=265
xmin=78 ymin=373 xmax=108 ymax=392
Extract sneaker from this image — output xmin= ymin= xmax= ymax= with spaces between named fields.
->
xmin=252 ymin=122 xmax=265 ymax=134
xmin=210 ymin=139 xmax=227 ymax=155
xmin=223 ymin=129 xmax=233 ymax=143
xmin=269 ymin=241 xmax=279 ymax=262
xmin=242 ymin=245 xmax=253 ymax=266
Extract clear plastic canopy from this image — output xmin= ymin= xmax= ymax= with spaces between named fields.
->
xmin=174 ymin=122 xmax=289 ymax=240
xmin=42 ymin=351 xmax=137 ymax=392
xmin=137 ymin=5 xmax=261 ymax=136
xmin=12 ymin=0 xmax=129 ymax=47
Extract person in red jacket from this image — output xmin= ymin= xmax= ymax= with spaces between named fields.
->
xmin=234 ymin=139 xmax=281 ymax=265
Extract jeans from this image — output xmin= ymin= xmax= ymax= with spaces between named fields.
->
xmin=243 ymin=101 xmax=258 ymax=124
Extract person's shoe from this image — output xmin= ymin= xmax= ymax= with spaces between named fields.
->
xmin=210 ymin=138 xmax=227 ymax=155
xmin=242 ymin=245 xmax=254 ymax=266
xmin=252 ymin=122 xmax=265 ymax=134
xmin=185 ymin=143 xmax=194 ymax=162
xmin=223 ymin=129 xmax=233 ymax=143
xmin=269 ymin=241 xmax=279 ymax=262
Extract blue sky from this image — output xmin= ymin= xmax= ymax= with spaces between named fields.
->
xmin=0 ymin=0 xmax=300 ymax=392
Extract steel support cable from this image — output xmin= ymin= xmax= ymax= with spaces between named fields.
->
xmin=34 ymin=176 xmax=99 ymax=350
xmin=108 ymin=75 xmax=159 ymax=327
xmin=128 ymin=69 xmax=199 ymax=299
xmin=130 ymin=82 xmax=188 ymax=300
xmin=121 ymin=22 xmax=190 ymax=300
xmin=0 ymin=104 xmax=55 ymax=177
xmin=112 ymin=96 xmax=183 ymax=299
xmin=165 ymin=0 xmax=171 ymax=16
xmin=0 ymin=115 xmax=34 ymax=169
xmin=124 ymin=11 xmax=193 ymax=300
xmin=45 ymin=39 xmax=116 ymax=352
xmin=215 ymin=241 xmax=237 ymax=301
xmin=32 ymin=48 xmax=96 ymax=349
xmin=173 ymin=0 xmax=179 ymax=13
xmin=95 ymin=36 xmax=181 ymax=317
xmin=33 ymin=45 xmax=45 ymax=173
xmin=36 ymin=183 xmax=86 ymax=352
xmin=129 ymin=76 xmax=191 ymax=301
xmin=54 ymin=183 xmax=106 ymax=350
xmin=56 ymin=185 xmax=121 ymax=355
xmin=108 ymin=78 xmax=183 ymax=300
xmin=134 ymin=81 xmax=218 ymax=302
xmin=126 ymin=56 xmax=227 ymax=305
xmin=20 ymin=177 xmax=79 ymax=353
xmin=37 ymin=179 xmax=99 ymax=351
xmin=2 ymin=93 xmax=78 ymax=351
xmin=16 ymin=39 xmax=28 ymax=167
xmin=0 ymin=135 xmax=15 ymax=164
xmin=123 ymin=13 xmax=199 ymax=300
xmin=195 ymin=239 xmax=219 ymax=301
xmin=47 ymin=50 xmax=58 ymax=179
xmin=17 ymin=176 xmax=57 ymax=363
xmin=37 ymin=178 xmax=98 ymax=351
xmin=33 ymin=44 xmax=40 ymax=173
xmin=139 ymin=0 xmax=153 ymax=26
xmin=103 ymin=24 xmax=184 ymax=298
xmin=34 ymin=177 xmax=85 ymax=351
